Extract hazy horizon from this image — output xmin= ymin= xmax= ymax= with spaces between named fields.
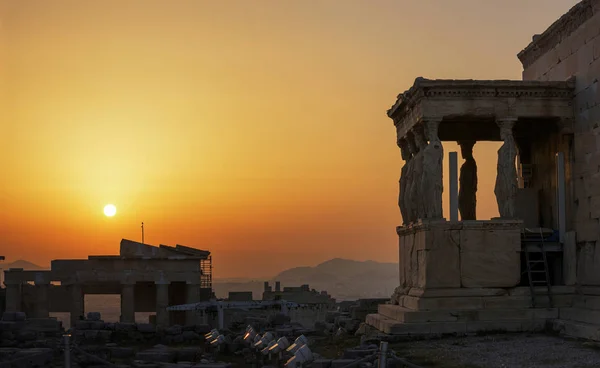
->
xmin=0 ymin=0 xmax=580 ymax=278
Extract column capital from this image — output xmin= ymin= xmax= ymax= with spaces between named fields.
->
xmin=496 ymin=117 xmax=518 ymax=128
xmin=421 ymin=116 xmax=443 ymax=123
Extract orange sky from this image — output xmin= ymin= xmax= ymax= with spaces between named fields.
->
xmin=0 ymin=0 xmax=579 ymax=278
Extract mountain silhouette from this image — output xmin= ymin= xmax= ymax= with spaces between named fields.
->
xmin=1 ymin=260 xmax=46 ymax=270
xmin=213 ymin=258 xmax=398 ymax=301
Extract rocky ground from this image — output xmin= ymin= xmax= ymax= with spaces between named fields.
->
xmin=388 ymin=333 xmax=600 ymax=368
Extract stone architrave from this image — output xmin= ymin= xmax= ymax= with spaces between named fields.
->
xmin=495 ymin=118 xmax=518 ymax=218
xmin=398 ymin=139 xmax=411 ymax=225
xmin=403 ymin=138 xmax=418 ymax=224
xmin=420 ymin=118 xmax=444 ymax=219
xmin=410 ymin=127 xmax=427 ymax=221
xmin=458 ymin=140 xmax=477 ymax=220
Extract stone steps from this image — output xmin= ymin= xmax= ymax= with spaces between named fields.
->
xmin=552 ymin=319 xmax=600 ymax=341
xmin=365 ymin=312 xmax=548 ymax=336
xmin=378 ymin=304 xmax=558 ymax=323
xmin=559 ymin=307 xmax=600 ymax=325
xmin=398 ymin=292 xmax=572 ymax=311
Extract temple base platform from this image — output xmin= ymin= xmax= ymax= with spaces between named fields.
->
xmin=365 ymin=286 xmax=576 ymax=336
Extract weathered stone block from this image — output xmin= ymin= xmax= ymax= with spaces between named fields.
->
xmin=137 ymin=323 xmax=156 ymax=333
xmin=135 ymin=349 xmax=176 ymax=363
xmin=115 ymin=322 xmax=137 ymax=332
xmin=110 ymin=347 xmax=135 ymax=359
xmin=575 ymin=220 xmax=600 ymax=242
xmin=86 ymin=312 xmax=101 ymax=321
xmin=165 ymin=325 xmax=182 ymax=335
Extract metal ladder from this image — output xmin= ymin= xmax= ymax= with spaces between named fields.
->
xmin=524 ymin=232 xmax=553 ymax=308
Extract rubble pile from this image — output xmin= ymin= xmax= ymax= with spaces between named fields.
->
xmin=0 ymin=312 xmax=63 ymax=349
xmin=73 ymin=313 xmax=212 ymax=346
xmin=314 ymin=299 xmax=387 ymax=337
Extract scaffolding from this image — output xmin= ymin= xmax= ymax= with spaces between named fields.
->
xmin=200 ymin=255 xmax=212 ymax=289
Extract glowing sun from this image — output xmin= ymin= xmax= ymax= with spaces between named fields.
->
xmin=103 ymin=204 xmax=117 ymax=217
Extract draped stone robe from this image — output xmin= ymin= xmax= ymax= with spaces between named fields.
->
xmin=459 ymin=157 xmax=477 ymax=220
xmin=421 ymin=138 xmax=444 ymax=219
xmin=494 ymin=135 xmax=518 ymax=218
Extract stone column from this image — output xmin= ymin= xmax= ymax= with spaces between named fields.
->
xmin=185 ymin=282 xmax=201 ymax=325
xmin=69 ymin=283 xmax=84 ymax=328
xmin=411 ymin=126 xmax=427 ymax=220
xmin=403 ymin=136 xmax=418 ymax=223
xmin=155 ymin=282 xmax=170 ymax=329
xmin=458 ymin=140 xmax=477 ymax=220
xmin=495 ymin=118 xmax=518 ymax=218
xmin=120 ymin=283 xmax=136 ymax=323
xmin=4 ymin=281 xmax=22 ymax=312
xmin=398 ymin=138 xmax=411 ymax=224
xmin=34 ymin=282 xmax=50 ymax=318
xmin=421 ymin=118 xmax=444 ymax=219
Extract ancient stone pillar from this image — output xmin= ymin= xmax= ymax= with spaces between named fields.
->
xmin=120 ymin=283 xmax=136 ymax=323
xmin=421 ymin=118 xmax=444 ymax=219
xmin=410 ymin=126 xmax=427 ymax=220
xmin=34 ymin=282 xmax=50 ymax=318
xmin=403 ymin=136 xmax=418 ymax=223
xmin=458 ymin=140 xmax=478 ymax=220
xmin=185 ymin=282 xmax=201 ymax=325
xmin=495 ymin=118 xmax=518 ymax=218
xmin=69 ymin=283 xmax=84 ymax=328
xmin=4 ymin=281 xmax=22 ymax=312
xmin=398 ymin=138 xmax=411 ymax=224
xmin=155 ymin=282 xmax=170 ymax=329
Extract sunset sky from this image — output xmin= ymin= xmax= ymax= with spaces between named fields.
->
xmin=0 ymin=0 xmax=579 ymax=278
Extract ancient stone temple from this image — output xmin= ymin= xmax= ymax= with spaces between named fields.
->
xmin=3 ymin=239 xmax=213 ymax=329
xmin=367 ymin=0 xmax=600 ymax=339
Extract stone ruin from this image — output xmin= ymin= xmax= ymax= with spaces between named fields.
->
xmin=365 ymin=0 xmax=600 ymax=341
xmin=3 ymin=239 xmax=213 ymax=329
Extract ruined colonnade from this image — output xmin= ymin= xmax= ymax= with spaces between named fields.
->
xmin=4 ymin=277 xmax=203 ymax=328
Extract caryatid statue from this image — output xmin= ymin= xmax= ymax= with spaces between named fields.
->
xmin=403 ymin=137 xmax=418 ymax=224
xmin=494 ymin=118 xmax=518 ymax=218
xmin=398 ymin=138 xmax=411 ymax=224
xmin=420 ymin=118 xmax=444 ymax=219
xmin=458 ymin=140 xmax=477 ymax=220
xmin=410 ymin=126 xmax=427 ymax=220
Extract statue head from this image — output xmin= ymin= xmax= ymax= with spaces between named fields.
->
xmin=458 ymin=140 xmax=476 ymax=160
xmin=497 ymin=118 xmax=516 ymax=141
xmin=406 ymin=134 xmax=418 ymax=156
xmin=398 ymin=139 xmax=411 ymax=161
xmin=413 ymin=125 xmax=427 ymax=150
xmin=423 ymin=118 xmax=441 ymax=142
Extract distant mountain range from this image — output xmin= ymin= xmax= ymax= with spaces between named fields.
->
xmin=1 ymin=260 xmax=47 ymax=270
xmin=0 ymin=258 xmax=398 ymax=302
xmin=213 ymin=258 xmax=398 ymax=301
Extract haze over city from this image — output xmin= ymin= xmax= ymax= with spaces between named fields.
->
xmin=0 ymin=0 xmax=579 ymax=278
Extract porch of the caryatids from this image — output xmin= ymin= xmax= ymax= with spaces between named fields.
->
xmin=458 ymin=140 xmax=477 ymax=220
xmin=398 ymin=138 xmax=412 ymax=225
xmin=495 ymin=118 xmax=518 ymax=218
xmin=421 ymin=118 xmax=444 ymax=219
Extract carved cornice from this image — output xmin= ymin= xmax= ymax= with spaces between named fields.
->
xmin=388 ymin=78 xmax=575 ymax=141
xmin=517 ymin=0 xmax=598 ymax=69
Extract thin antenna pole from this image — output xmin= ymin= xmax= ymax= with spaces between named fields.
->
xmin=141 ymin=222 xmax=144 ymax=244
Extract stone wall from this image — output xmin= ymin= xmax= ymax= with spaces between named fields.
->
xmin=520 ymin=0 xmax=600 ymax=286
xmin=397 ymin=220 xmax=522 ymax=292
